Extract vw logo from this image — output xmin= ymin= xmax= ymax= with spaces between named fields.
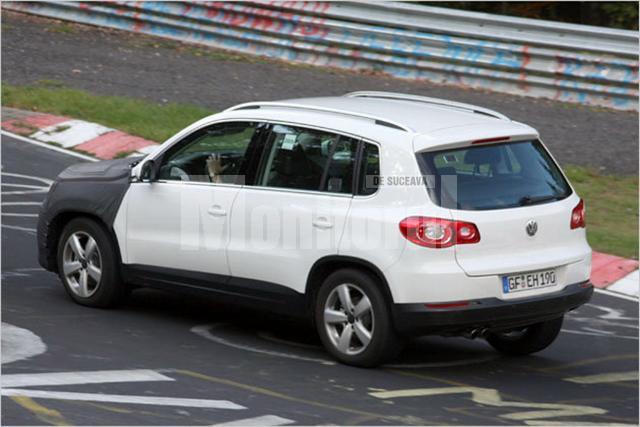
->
xmin=526 ymin=219 xmax=538 ymax=236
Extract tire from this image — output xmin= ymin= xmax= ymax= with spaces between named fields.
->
xmin=314 ymin=268 xmax=403 ymax=367
xmin=56 ymin=217 xmax=127 ymax=308
xmin=486 ymin=316 xmax=564 ymax=355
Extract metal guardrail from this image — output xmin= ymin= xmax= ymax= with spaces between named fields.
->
xmin=5 ymin=1 xmax=638 ymax=111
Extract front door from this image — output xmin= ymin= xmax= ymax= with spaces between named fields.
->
xmin=124 ymin=121 xmax=268 ymax=277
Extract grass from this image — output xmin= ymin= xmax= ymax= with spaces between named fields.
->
xmin=565 ymin=166 xmax=638 ymax=259
xmin=9 ymin=120 xmax=39 ymax=136
xmin=2 ymin=82 xmax=637 ymax=258
xmin=2 ymin=82 xmax=213 ymax=142
xmin=114 ymin=150 xmax=136 ymax=159
xmin=48 ymin=23 xmax=76 ymax=34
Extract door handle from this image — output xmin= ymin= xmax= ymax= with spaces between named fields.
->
xmin=312 ymin=217 xmax=333 ymax=230
xmin=207 ymin=205 xmax=227 ymax=217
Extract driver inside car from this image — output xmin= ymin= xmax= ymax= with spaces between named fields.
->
xmin=206 ymin=153 xmax=228 ymax=183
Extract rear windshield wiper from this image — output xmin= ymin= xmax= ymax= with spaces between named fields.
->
xmin=518 ymin=194 xmax=561 ymax=206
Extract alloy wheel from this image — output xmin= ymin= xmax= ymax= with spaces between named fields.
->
xmin=62 ymin=231 xmax=102 ymax=298
xmin=323 ymin=283 xmax=374 ymax=355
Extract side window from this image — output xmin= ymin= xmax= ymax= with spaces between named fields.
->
xmin=158 ymin=122 xmax=263 ymax=184
xmin=258 ymin=125 xmax=358 ymax=194
xmin=357 ymin=143 xmax=380 ymax=196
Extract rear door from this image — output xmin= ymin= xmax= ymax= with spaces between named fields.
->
xmin=418 ymin=140 xmax=590 ymax=278
xmin=227 ymin=124 xmax=358 ymax=293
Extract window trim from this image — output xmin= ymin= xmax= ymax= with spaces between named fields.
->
xmin=259 ymin=120 xmax=383 ymax=198
xmin=353 ymin=140 xmax=382 ymax=199
xmin=145 ymin=117 xmax=383 ymax=197
xmin=151 ymin=120 xmax=270 ymax=188
xmin=318 ymin=134 xmax=344 ymax=192
xmin=252 ymin=122 xmax=372 ymax=197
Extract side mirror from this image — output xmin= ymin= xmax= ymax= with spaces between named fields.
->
xmin=139 ymin=159 xmax=158 ymax=182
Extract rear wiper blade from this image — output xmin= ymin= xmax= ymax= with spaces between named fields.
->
xmin=518 ymin=195 xmax=560 ymax=206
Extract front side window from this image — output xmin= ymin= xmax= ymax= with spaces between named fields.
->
xmin=417 ymin=140 xmax=572 ymax=210
xmin=158 ymin=122 xmax=264 ymax=184
xmin=257 ymin=125 xmax=358 ymax=194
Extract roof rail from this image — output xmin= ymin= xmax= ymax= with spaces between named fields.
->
xmin=225 ymin=102 xmax=412 ymax=132
xmin=344 ymin=91 xmax=510 ymax=121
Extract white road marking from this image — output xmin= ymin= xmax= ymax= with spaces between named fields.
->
xmin=608 ymin=270 xmax=639 ymax=298
xmin=370 ymin=386 xmax=606 ymax=421
xmin=2 ymin=183 xmax=49 ymax=189
xmin=594 ymin=288 xmax=639 ymax=302
xmin=1 ymin=172 xmax=54 ymax=185
xmin=561 ymin=328 xmax=638 ymax=340
xmin=1 ymin=323 xmax=47 ymax=365
xmin=1 ymin=130 xmax=98 ymax=161
xmin=1 ymin=172 xmax=53 ymax=195
xmin=136 ymin=144 xmax=159 ymax=155
xmin=2 ymin=213 xmax=39 ymax=217
xmin=384 ymin=355 xmax=499 ymax=369
xmin=2 ymin=201 xmax=43 ymax=206
xmin=1 ymin=389 xmax=246 ymax=409
xmin=526 ymin=422 xmax=635 ymax=426
xmin=564 ymin=301 xmax=638 ymax=340
xmin=1 ymin=224 xmax=36 ymax=234
xmin=212 ymin=415 xmax=294 ymax=426
xmin=31 ymin=120 xmax=113 ymax=148
xmin=565 ymin=371 xmax=639 ymax=384
xmin=2 ymin=189 xmax=48 ymax=196
xmin=1 ymin=191 xmax=46 ymax=196
xmin=585 ymin=304 xmax=638 ymax=321
xmin=2 ymin=369 xmax=174 ymax=388
xmin=194 ymin=324 xmax=495 ymax=369
xmin=191 ymin=324 xmax=336 ymax=366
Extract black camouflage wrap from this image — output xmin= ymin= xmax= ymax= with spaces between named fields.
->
xmin=37 ymin=156 xmax=143 ymax=272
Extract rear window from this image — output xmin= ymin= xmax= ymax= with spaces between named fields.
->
xmin=417 ymin=140 xmax=572 ymax=210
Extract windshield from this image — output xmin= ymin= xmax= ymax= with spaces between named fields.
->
xmin=417 ymin=140 xmax=572 ymax=211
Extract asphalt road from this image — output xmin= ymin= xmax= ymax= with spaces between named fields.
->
xmin=1 ymin=10 xmax=638 ymax=175
xmin=1 ymin=134 xmax=639 ymax=426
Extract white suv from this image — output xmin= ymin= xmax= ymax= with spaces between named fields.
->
xmin=38 ymin=91 xmax=593 ymax=367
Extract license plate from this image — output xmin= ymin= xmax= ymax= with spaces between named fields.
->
xmin=502 ymin=269 xmax=557 ymax=294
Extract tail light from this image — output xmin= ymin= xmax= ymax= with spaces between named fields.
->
xmin=399 ymin=216 xmax=480 ymax=248
xmin=570 ymin=199 xmax=586 ymax=229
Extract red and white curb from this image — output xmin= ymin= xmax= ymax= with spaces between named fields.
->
xmin=603 ymin=270 xmax=638 ymax=298
xmin=591 ymin=252 xmax=638 ymax=298
xmin=2 ymin=112 xmax=157 ymax=160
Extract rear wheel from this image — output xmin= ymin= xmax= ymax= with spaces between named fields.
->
xmin=315 ymin=268 xmax=403 ymax=367
xmin=57 ymin=217 xmax=127 ymax=308
xmin=486 ymin=316 xmax=564 ymax=355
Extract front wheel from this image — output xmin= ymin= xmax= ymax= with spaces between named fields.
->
xmin=57 ymin=217 xmax=127 ymax=308
xmin=486 ymin=316 xmax=564 ymax=355
xmin=314 ymin=268 xmax=403 ymax=367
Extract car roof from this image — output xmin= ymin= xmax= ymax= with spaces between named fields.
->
xmin=282 ymin=96 xmax=499 ymax=133
xmin=225 ymin=92 xmax=536 ymax=137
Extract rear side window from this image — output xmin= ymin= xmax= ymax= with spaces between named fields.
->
xmin=257 ymin=124 xmax=358 ymax=194
xmin=417 ymin=141 xmax=572 ymax=210
xmin=357 ymin=143 xmax=380 ymax=196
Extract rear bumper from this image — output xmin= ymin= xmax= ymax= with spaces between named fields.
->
xmin=392 ymin=281 xmax=593 ymax=336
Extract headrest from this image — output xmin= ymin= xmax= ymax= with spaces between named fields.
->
xmin=438 ymin=166 xmax=457 ymax=176
xmin=273 ymin=145 xmax=308 ymax=176
xmin=464 ymin=147 xmax=498 ymax=166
